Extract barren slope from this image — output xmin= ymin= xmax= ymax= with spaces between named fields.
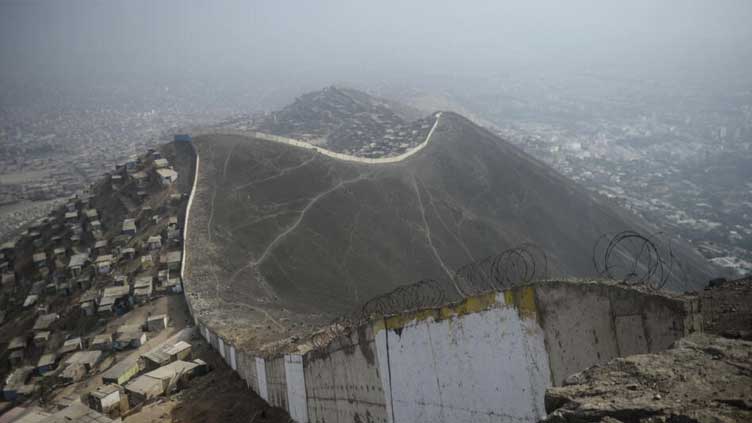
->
xmin=180 ymin=111 xmax=717 ymax=349
xmin=544 ymin=334 xmax=752 ymax=423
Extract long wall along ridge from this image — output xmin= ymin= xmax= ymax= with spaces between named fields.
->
xmin=178 ymin=138 xmax=702 ymax=423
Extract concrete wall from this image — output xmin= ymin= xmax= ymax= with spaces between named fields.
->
xmin=186 ymin=282 xmax=700 ymax=423
xmin=256 ymin=357 xmax=269 ymax=401
xmin=207 ymin=329 xmax=218 ymax=350
xmin=217 ymin=337 xmax=226 ymax=360
xmin=191 ymin=112 xmax=442 ymax=165
xmin=180 ymin=148 xmax=700 ymax=423
xmin=237 ymin=350 xmax=259 ymax=393
xmin=180 ymin=143 xmax=199 ymax=289
xmin=534 ymin=282 xmax=701 ymax=385
xmin=266 ymin=356 xmax=289 ymax=410
xmin=200 ymin=324 xmax=209 ymax=342
xmin=285 ymin=355 xmax=309 ymax=423
xmin=230 ymin=345 xmax=237 ymax=371
xmin=304 ymin=326 xmax=388 ymax=423
xmin=375 ymin=290 xmax=550 ymax=423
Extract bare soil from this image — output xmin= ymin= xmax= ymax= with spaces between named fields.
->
xmin=544 ymin=334 xmax=752 ymax=422
xmin=701 ymin=275 xmax=752 ymax=340
xmin=124 ymin=337 xmax=290 ymax=423
xmin=177 ymin=112 xmax=718 ymax=351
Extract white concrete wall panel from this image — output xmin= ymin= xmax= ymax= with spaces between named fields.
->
xmin=218 ymin=337 xmax=226 ymax=359
xmin=244 ymin=352 xmax=253 ymax=386
xmin=305 ymin=329 xmax=388 ymax=423
xmin=614 ymin=315 xmax=648 ymax=356
xmin=536 ymin=283 xmax=696 ymax=385
xmin=518 ymin=316 xmax=552 ymax=418
xmin=256 ymin=357 xmax=269 ymax=401
xmin=639 ymin=297 xmax=693 ymax=352
xmin=381 ymin=297 xmax=550 ymax=423
xmin=180 ymin=146 xmax=199 ymax=284
xmin=266 ymin=356 xmax=289 ymax=410
xmin=243 ymin=351 xmax=259 ymax=392
xmin=208 ymin=330 xmax=218 ymax=350
xmin=375 ymin=329 xmax=395 ymax=423
xmin=606 ymin=286 xmax=697 ymax=353
xmin=285 ymin=354 xmax=309 ymax=423
xmin=535 ymin=284 xmax=620 ymax=385
xmin=235 ymin=348 xmax=247 ymax=385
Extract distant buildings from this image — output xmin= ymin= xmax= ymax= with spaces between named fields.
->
xmin=251 ymin=86 xmax=435 ymax=158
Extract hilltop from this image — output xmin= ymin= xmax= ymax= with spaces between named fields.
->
xmin=225 ymin=86 xmax=436 ymax=158
xmin=178 ymin=88 xmax=718 ymax=350
xmin=0 ymin=87 xmax=733 ymax=422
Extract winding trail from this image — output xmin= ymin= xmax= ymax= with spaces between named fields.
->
xmin=411 ymin=174 xmax=457 ymax=287
xmin=425 ymin=188 xmax=476 ymax=263
xmin=183 ymin=111 xmax=444 ymax=337
xmin=256 ymin=174 xmax=367 ymax=266
xmin=233 ymin=154 xmax=317 ymax=191
xmin=222 ymin=143 xmax=236 ymax=179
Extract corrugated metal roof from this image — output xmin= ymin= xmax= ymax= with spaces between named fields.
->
xmin=165 ymin=341 xmax=191 ymax=356
xmin=101 ymin=358 xmax=139 ymax=380
xmin=125 ymin=375 xmax=163 ymax=397
xmin=68 ymin=253 xmax=89 ymax=268
xmin=37 ymin=354 xmax=56 ymax=368
xmin=145 ymin=360 xmax=198 ymax=381
xmin=65 ymin=350 xmax=101 ymax=366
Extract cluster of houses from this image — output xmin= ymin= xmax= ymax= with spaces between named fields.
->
xmin=111 ymin=151 xmax=178 ymax=192
xmin=3 ymin=325 xmax=205 ymax=422
xmin=0 ymin=146 xmax=211 ymax=421
xmin=76 ymin=327 xmax=207 ymax=420
xmin=251 ymin=86 xmax=436 ymax=158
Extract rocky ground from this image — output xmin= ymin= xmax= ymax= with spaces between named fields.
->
xmin=543 ymin=334 xmax=752 ymax=423
xmin=701 ymin=275 xmax=752 ymax=341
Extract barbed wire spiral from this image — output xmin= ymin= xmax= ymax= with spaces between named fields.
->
xmin=592 ymin=230 xmax=687 ymax=290
xmin=306 ymin=244 xmax=551 ymax=350
xmin=452 ymin=244 xmax=549 ymax=297
xmin=309 ymin=233 xmax=691 ymax=351
xmin=357 ymin=279 xmax=449 ymax=321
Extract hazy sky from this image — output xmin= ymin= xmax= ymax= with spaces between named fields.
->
xmin=1 ymin=0 xmax=751 ymax=105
